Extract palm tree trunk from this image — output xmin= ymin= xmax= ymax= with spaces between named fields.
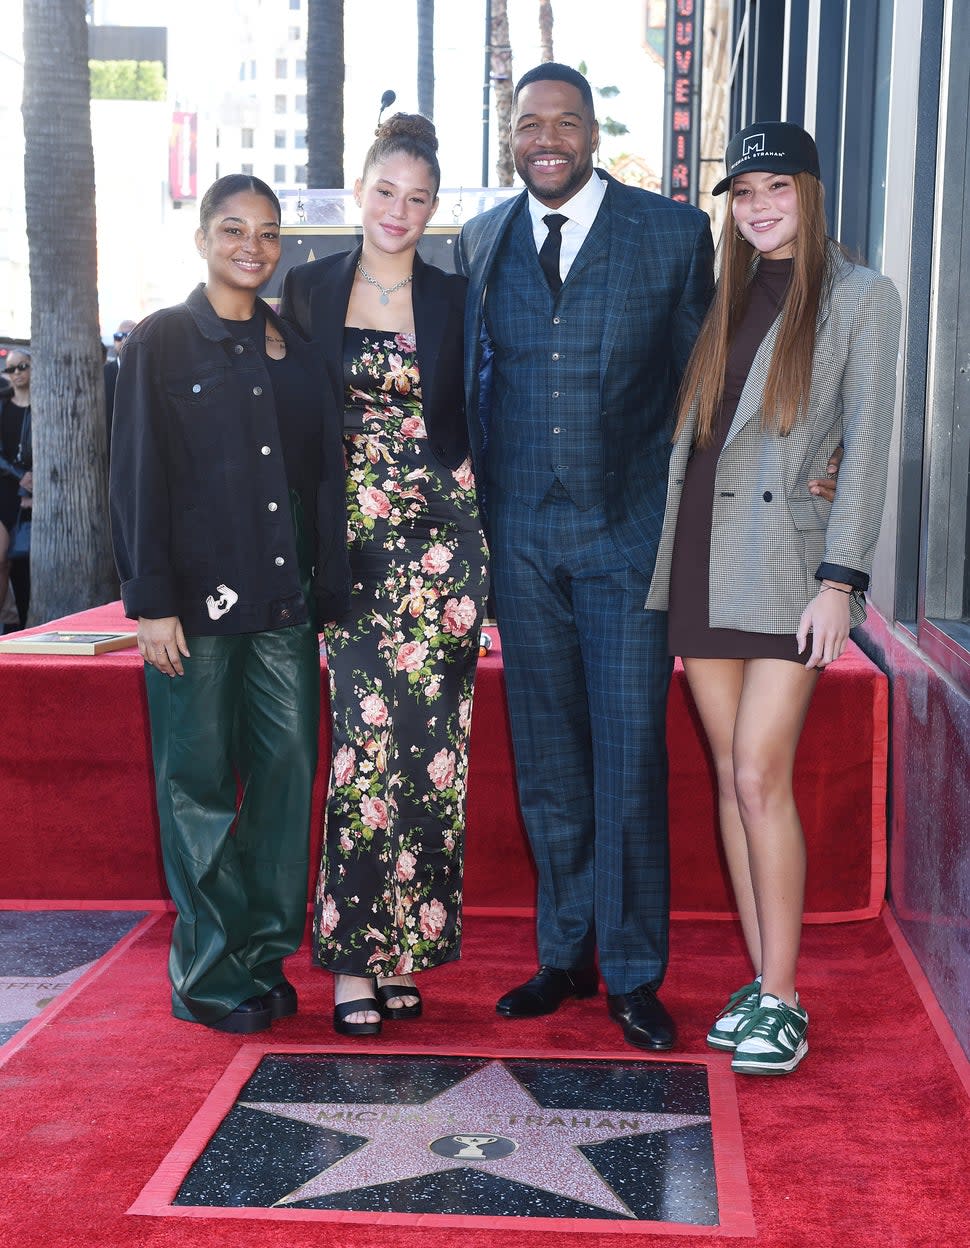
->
xmin=492 ymin=0 xmax=514 ymax=185
xmin=306 ymin=0 xmax=344 ymax=188
xmin=417 ymin=0 xmax=434 ymax=120
xmin=539 ymin=1 xmax=555 ymax=61
xmin=21 ymin=0 xmax=115 ymax=624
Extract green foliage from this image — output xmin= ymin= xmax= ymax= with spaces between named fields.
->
xmin=89 ymin=60 xmax=166 ymax=101
xmin=575 ymin=61 xmax=626 ymax=134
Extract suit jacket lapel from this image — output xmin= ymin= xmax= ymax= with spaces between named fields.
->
xmin=722 ymin=314 xmax=781 ymax=450
xmin=312 ymin=246 xmax=360 ymax=411
xmin=598 ymin=179 xmax=639 ymax=384
xmin=462 ymin=193 xmax=528 ymax=415
xmin=563 ymin=176 xmax=610 ymax=289
xmin=722 ymin=261 xmax=838 ymax=451
xmin=411 ymin=253 xmax=447 ymax=417
xmin=473 ymin=193 xmax=529 ymax=311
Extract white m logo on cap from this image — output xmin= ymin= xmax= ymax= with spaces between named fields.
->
xmin=742 ymin=133 xmax=766 ymax=158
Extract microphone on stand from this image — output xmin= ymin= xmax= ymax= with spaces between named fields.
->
xmin=377 ymin=89 xmax=396 ymax=127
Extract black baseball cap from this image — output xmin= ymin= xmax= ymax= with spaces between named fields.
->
xmin=712 ymin=121 xmax=820 ymax=196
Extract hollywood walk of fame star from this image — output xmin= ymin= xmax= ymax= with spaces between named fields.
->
xmin=244 ymin=1059 xmax=710 ymax=1217
xmin=0 ymin=967 xmax=94 ymax=1030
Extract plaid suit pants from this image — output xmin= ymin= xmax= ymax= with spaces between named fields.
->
xmin=490 ymin=486 xmax=672 ymax=993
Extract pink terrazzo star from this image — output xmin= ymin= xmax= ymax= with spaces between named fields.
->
xmin=245 ymin=1059 xmax=709 ymax=1217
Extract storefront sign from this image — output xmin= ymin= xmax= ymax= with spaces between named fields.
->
xmin=663 ymin=0 xmax=704 ymax=204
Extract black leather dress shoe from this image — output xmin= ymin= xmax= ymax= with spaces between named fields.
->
xmin=209 ymin=995 xmax=272 ymax=1034
xmin=496 ymin=965 xmax=599 ymax=1018
xmin=265 ymin=980 xmax=298 ymax=1020
xmin=607 ymin=984 xmax=676 ymax=1051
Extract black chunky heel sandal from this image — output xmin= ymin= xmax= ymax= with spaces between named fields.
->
xmin=376 ymin=981 xmax=423 ymax=1020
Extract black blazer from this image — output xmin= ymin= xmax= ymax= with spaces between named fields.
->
xmin=280 ymin=245 xmax=470 ymax=469
xmin=103 ymin=357 xmax=119 ymax=445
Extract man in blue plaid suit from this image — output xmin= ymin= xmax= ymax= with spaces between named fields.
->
xmin=457 ymin=63 xmax=714 ymax=1050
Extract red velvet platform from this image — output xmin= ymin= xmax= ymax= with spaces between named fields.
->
xmin=0 ymin=602 xmax=887 ymax=919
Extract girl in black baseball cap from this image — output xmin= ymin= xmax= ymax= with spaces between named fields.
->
xmin=647 ymin=119 xmax=900 ymax=1077
xmin=711 ymin=121 xmax=821 ymax=197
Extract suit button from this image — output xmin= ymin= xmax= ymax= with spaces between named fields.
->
xmin=267 ymin=501 xmax=278 ymax=512
xmin=280 ymin=607 xmax=291 ymax=620
xmin=253 ymin=386 xmax=263 ymax=396
xmin=191 ymin=383 xmax=202 ymax=393
xmin=275 ymin=556 xmax=285 ymax=566
xmin=763 ymin=491 xmax=773 ymax=502
xmin=233 ymin=343 xmax=244 ymax=355
xmin=261 ymin=445 xmax=271 ymax=455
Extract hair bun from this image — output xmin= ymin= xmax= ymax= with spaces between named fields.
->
xmin=375 ymin=111 xmax=438 ymax=153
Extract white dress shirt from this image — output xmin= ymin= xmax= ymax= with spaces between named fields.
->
xmin=527 ymin=172 xmax=607 ymax=284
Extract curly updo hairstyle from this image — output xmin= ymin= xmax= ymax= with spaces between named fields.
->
xmin=361 ymin=113 xmax=440 ymax=197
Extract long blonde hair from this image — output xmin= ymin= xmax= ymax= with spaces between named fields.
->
xmin=676 ymin=172 xmax=831 ymax=446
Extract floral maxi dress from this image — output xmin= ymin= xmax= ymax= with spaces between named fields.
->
xmin=313 ymin=328 xmax=489 ymax=978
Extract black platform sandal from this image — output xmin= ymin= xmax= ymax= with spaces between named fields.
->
xmin=376 ymin=981 xmax=423 ymax=1020
xmin=333 ymin=997 xmax=382 ymax=1036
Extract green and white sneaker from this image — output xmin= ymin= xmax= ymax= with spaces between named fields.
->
xmin=730 ymin=993 xmax=808 ymax=1075
xmin=706 ymin=977 xmax=762 ymax=1051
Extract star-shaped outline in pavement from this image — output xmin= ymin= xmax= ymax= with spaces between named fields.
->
xmin=0 ymin=966 xmax=91 ymax=1026
xmin=244 ymin=1059 xmax=710 ymax=1218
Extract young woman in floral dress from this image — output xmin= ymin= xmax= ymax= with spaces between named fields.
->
xmin=281 ymin=115 xmax=488 ymax=1035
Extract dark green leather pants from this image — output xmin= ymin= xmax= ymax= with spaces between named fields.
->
xmin=145 ymin=622 xmax=319 ymax=1025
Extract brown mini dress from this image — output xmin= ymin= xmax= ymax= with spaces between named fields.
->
xmin=668 ymin=256 xmax=809 ymax=665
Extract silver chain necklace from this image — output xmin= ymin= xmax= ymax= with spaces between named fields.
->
xmin=356 ymin=260 xmax=413 ymax=305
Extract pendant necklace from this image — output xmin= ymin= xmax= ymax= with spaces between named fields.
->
xmin=357 ymin=260 xmax=413 ymax=305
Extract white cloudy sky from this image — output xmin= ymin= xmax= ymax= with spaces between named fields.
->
xmin=98 ymin=0 xmax=664 ymax=186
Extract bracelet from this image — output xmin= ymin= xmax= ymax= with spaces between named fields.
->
xmin=820 ymin=584 xmax=853 ymax=596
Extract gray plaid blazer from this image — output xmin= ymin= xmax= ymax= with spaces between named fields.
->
xmin=646 ymin=244 xmax=901 ymax=631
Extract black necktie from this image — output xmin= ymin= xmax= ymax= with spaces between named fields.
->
xmin=538 ymin=213 xmax=568 ymax=294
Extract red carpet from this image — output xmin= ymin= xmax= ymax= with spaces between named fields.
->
xmin=1 ymin=910 xmax=967 ymax=1247
xmin=0 ymin=602 xmax=887 ymax=919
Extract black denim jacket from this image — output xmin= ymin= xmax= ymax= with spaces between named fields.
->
xmin=109 ymin=285 xmax=349 ymax=634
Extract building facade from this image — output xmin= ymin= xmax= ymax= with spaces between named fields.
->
xmin=720 ymin=0 xmax=969 ymax=1057
xmin=213 ymin=0 xmax=310 ymax=193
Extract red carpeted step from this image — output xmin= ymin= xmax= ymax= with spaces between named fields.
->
xmin=0 ymin=604 xmax=887 ymax=919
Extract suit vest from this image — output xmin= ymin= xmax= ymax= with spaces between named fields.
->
xmin=484 ymin=200 xmax=610 ymax=510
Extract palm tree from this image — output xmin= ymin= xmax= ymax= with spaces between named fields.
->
xmin=578 ymin=60 xmax=630 ymax=139
xmin=21 ymin=0 xmax=115 ymax=623
xmin=492 ymin=0 xmax=514 ymax=185
xmin=417 ymin=0 xmax=434 ymax=120
xmin=306 ymin=0 xmax=344 ymax=188
xmin=539 ymin=1 xmax=555 ymax=61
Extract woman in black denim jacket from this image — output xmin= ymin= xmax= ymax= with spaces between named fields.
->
xmin=110 ymin=174 xmax=347 ymax=1034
